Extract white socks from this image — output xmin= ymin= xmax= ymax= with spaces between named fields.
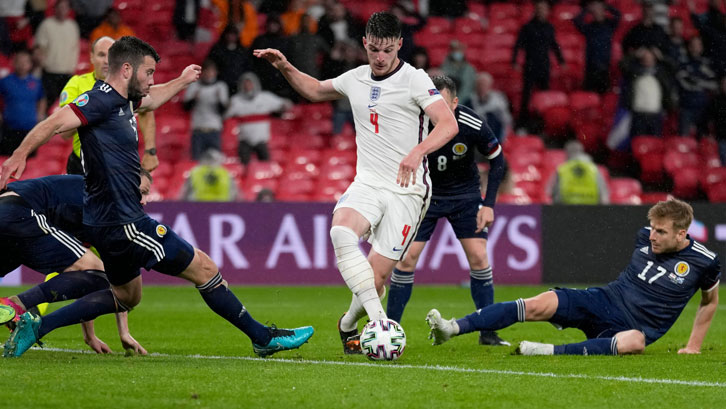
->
xmin=339 ymin=287 xmax=386 ymax=332
xmin=330 ymin=226 xmax=387 ymax=328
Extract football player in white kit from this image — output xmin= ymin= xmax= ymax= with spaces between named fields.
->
xmin=254 ymin=11 xmax=458 ymax=353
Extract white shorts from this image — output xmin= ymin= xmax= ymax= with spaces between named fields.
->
xmin=333 ymin=180 xmax=430 ymax=260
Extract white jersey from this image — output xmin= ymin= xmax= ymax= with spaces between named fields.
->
xmin=332 ymin=61 xmax=442 ymax=197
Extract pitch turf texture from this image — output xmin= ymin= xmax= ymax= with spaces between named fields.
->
xmin=1 ymin=285 xmax=725 ymax=408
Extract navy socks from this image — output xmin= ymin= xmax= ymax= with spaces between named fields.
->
xmin=386 ymin=268 xmax=414 ymax=323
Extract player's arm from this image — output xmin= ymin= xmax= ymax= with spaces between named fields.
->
xmin=679 ymin=284 xmax=719 ymax=354
xmin=476 ymin=122 xmax=504 ymax=232
xmin=137 ymin=64 xmax=202 ymax=112
xmin=253 ymin=48 xmax=343 ymax=102
xmin=115 ymin=311 xmax=148 ymax=355
xmin=137 ymin=110 xmax=158 ymax=172
xmin=0 ymin=106 xmax=82 ymax=188
xmin=398 ymin=99 xmax=458 ymax=187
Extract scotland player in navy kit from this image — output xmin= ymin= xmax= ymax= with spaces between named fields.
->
xmin=387 ymin=76 xmax=507 ymax=346
xmin=0 ymin=174 xmax=148 ymax=354
xmin=0 ymin=36 xmax=313 ymax=358
xmin=426 ymin=199 xmax=720 ymax=355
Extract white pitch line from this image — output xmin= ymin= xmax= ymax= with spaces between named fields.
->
xmin=34 ymin=347 xmax=726 ymax=388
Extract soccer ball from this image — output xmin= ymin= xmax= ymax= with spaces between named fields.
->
xmin=360 ymin=319 xmax=406 ymax=361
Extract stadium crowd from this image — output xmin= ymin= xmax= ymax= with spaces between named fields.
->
xmin=1 ymin=0 xmax=726 ymax=203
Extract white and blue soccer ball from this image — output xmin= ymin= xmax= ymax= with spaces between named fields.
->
xmin=360 ymin=319 xmax=406 ymax=361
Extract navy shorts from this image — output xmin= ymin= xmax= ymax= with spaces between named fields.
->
xmin=84 ymin=215 xmax=195 ymax=286
xmin=550 ymin=287 xmax=637 ymax=339
xmin=414 ymin=197 xmax=488 ymax=241
xmin=0 ymin=196 xmax=86 ymax=276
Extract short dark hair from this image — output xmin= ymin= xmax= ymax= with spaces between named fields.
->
xmin=431 ymin=75 xmax=457 ymax=97
xmin=108 ymin=36 xmax=160 ymax=74
xmin=140 ymin=168 xmax=153 ymax=183
xmin=365 ymin=12 xmax=401 ymax=40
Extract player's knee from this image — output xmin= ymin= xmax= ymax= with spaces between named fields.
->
xmin=523 ymin=292 xmax=557 ymax=321
xmin=191 ymin=248 xmax=219 ymax=283
xmin=616 ymin=330 xmax=646 ymax=354
xmin=330 ymin=225 xmax=358 ymax=255
xmin=66 ymin=251 xmax=104 ymax=272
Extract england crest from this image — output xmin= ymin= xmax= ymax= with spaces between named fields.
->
xmin=370 ymin=86 xmax=381 ymax=101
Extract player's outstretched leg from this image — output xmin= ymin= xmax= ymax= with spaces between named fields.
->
xmin=15 ymin=270 xmax=111 ymax=311
xmin=516 ymin=338 xmax=618 ymax=356
xmin=184 ymin=250 xmax=313 ymax=357
xmin=426 ymin=299 xmax=526 ymax=345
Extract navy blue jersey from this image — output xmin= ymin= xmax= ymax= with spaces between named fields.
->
xmin=604 ymin=227 xmax=721 ymax=344
xmin=7 ymin=175 xmax=85 ymax=237
xmin=7 ymin=175 xmax=84 ymax=211
xmin=427 ymin=105 xmax=501 ymax=198
xmin=69 ymin=81 xmax=143 ymax=226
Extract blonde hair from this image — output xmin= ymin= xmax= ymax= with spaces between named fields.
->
xmin=647 ymin=199 xmax=693 ymax=231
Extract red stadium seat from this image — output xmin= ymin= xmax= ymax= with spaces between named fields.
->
xmin=303 ymin=103 xmax=333 ymax=120
xmin=454 ymin=17 xmax=485 ymax=35
xmin=487 ymin=18 xmax=520 ymax=34
xmin=322 ymin=149 xmax=357 ymax=167
xmin=330 ymin=134 xmax=356 ymax=151
xmin=640 ymin=192 xmax=672 ymax=204
xmin=313 ymin=179 xmax=350 ymax=202
xmin=703 ymin=154 xmax=722 ymax=169
xmin=241 ymin=179 xmax=278 ymax=201
xmin=631 ymin=135 xmax=664 ymax=161
xmin=283 ymin=162 xmax=320 ymax=180
xmin=529 ymin=91 xmax=568 ymax=114
xmin=671 ymin=168 xmax=700 ymax=199
xmin=320 ymin=163 xmax=355 ymax=181
xmin=268 ymin=134 xmax=290 ymax=151
xmin=638 ymin=152 xmax=665 ymax=184
xmin=663 ymin=151 xmax=699 ymax=176
xmin=289 ymin=149 xmax=322 ymax=165
xmin=505 ymin=135 xmax=545 ymax=154
xmin=289 ymin=133 xmax=325 ymax=150
xmin=276 ymin=178 xmax=314 ymax=201
xmin=245 ymin=161 xmax=282 ymax=181
xmin=609 ymin=178 xmax=643 ymax=204
xmin=481 ymin=33 xmax=516 ymax=51
xmin=507 ymin=151 xmax=544 ymax=171
xmin=488 ymin=3 xmax=519 ymax=20
xmin=569 ymin=91 xmax=601 ymax=122
xmin=699 ymin=137 xmax=719 ymax=157
xmin=665 ymin=136 xmax=698 ymax=153
xmin=701 ymin=167 xmax=726 ymax=192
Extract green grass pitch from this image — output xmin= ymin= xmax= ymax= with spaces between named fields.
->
xmin=1 ymin=285 xmax=725 ymax=408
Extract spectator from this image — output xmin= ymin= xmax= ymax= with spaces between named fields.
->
xmin=207 ymin=25 xmax=253 ymax=95
xmin=184 ymin=59 xmax=230 ymax=160
xmin=281 ymin=0 xmax=318 ymax=35
xmin=222 ymin=0 xmax=258 ymax=48
xmin=574 ymin=0 xmax=621 ymax=94
xmin=70 ymin=0 xmax=113 ymax=38
xmin=323 ymin=40 xmax=364 ymax=134
xmin=317 ymin=2 xmax=365 ymax=47
xmin=620 ymin=47 xmax=674 ymax=137
xmin=411 ymin=46 xmax=430 ymax=71
xmin=173 ymin=0 xmax=200 ymax=41
xmin=688 ymin=0 xmax=726 ymax=76
xmin=256 ymin=188 xmax=276 ymax=202
xmin=35 ymin=0 xmax=80 ymax=108
xmin=250 ymin=15 xmax=294 ymax=98
xmin=512 ymin=0 xmax=565 ymax=130
xmin=548 ymin=140 xmax=609 ymax=204
xmin=288 ymin=14 xmax=329 ymax=82
xmin=181 ymin=148 xmax=238 ymax=202
xmin=0 ymin=0 xmax=32 ymax=53
xmin=621 ymin=2 xmax=669 ymax=56
xmin=225 ymin=72 xmax=292 ymax=164
xmin=391 ymin=1 xmax=426 ymax=64
xmin=0 ymin=49 xmax=45 ymax=155
xmin=89 ymin=9 xmax=135 ymax=43
xmin=706 ymin=76 xmax=726 ymax=165
xmin=441 ymin=40 xmax=477 ymax=107
xmin=470 ymin=72 xmax=512 ymax=145
xmin=666 ymin=17 xmax=688 ymax=67
xmin=677 ymin=36 xmax=717 ymax=137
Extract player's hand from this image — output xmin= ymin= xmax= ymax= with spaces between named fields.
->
xmin=180 ymin=64 xmax=202 ymax=85
xmin=120 ymin=333 xmax=148 ymax=356
xmin=476 ymin=205 xmax=494 ymax=233
xmin=141 ymin=152 xmax=159 ymax=172
xmin=398 ymin=148 xmax=424 ymax=188
xmin=253 ymin=48 xmax=289 ymax=70
xmin=0 ymin=154 xmax=28 ymax=189
xmin=85 ymin=335 xmax=112 ymax=354
xmin=678 ymin=346 xmax=701 ymax=354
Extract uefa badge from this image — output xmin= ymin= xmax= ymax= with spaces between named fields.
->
xmin=674 ymin=261 xmax=690 ymax=277
xmin=370 ymin=86 xmax=381 ymax=101
xmin=156 ymin=224 xmax=168 ymax=238
xmin=74 ymin=93 xmax=89 ymax=107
